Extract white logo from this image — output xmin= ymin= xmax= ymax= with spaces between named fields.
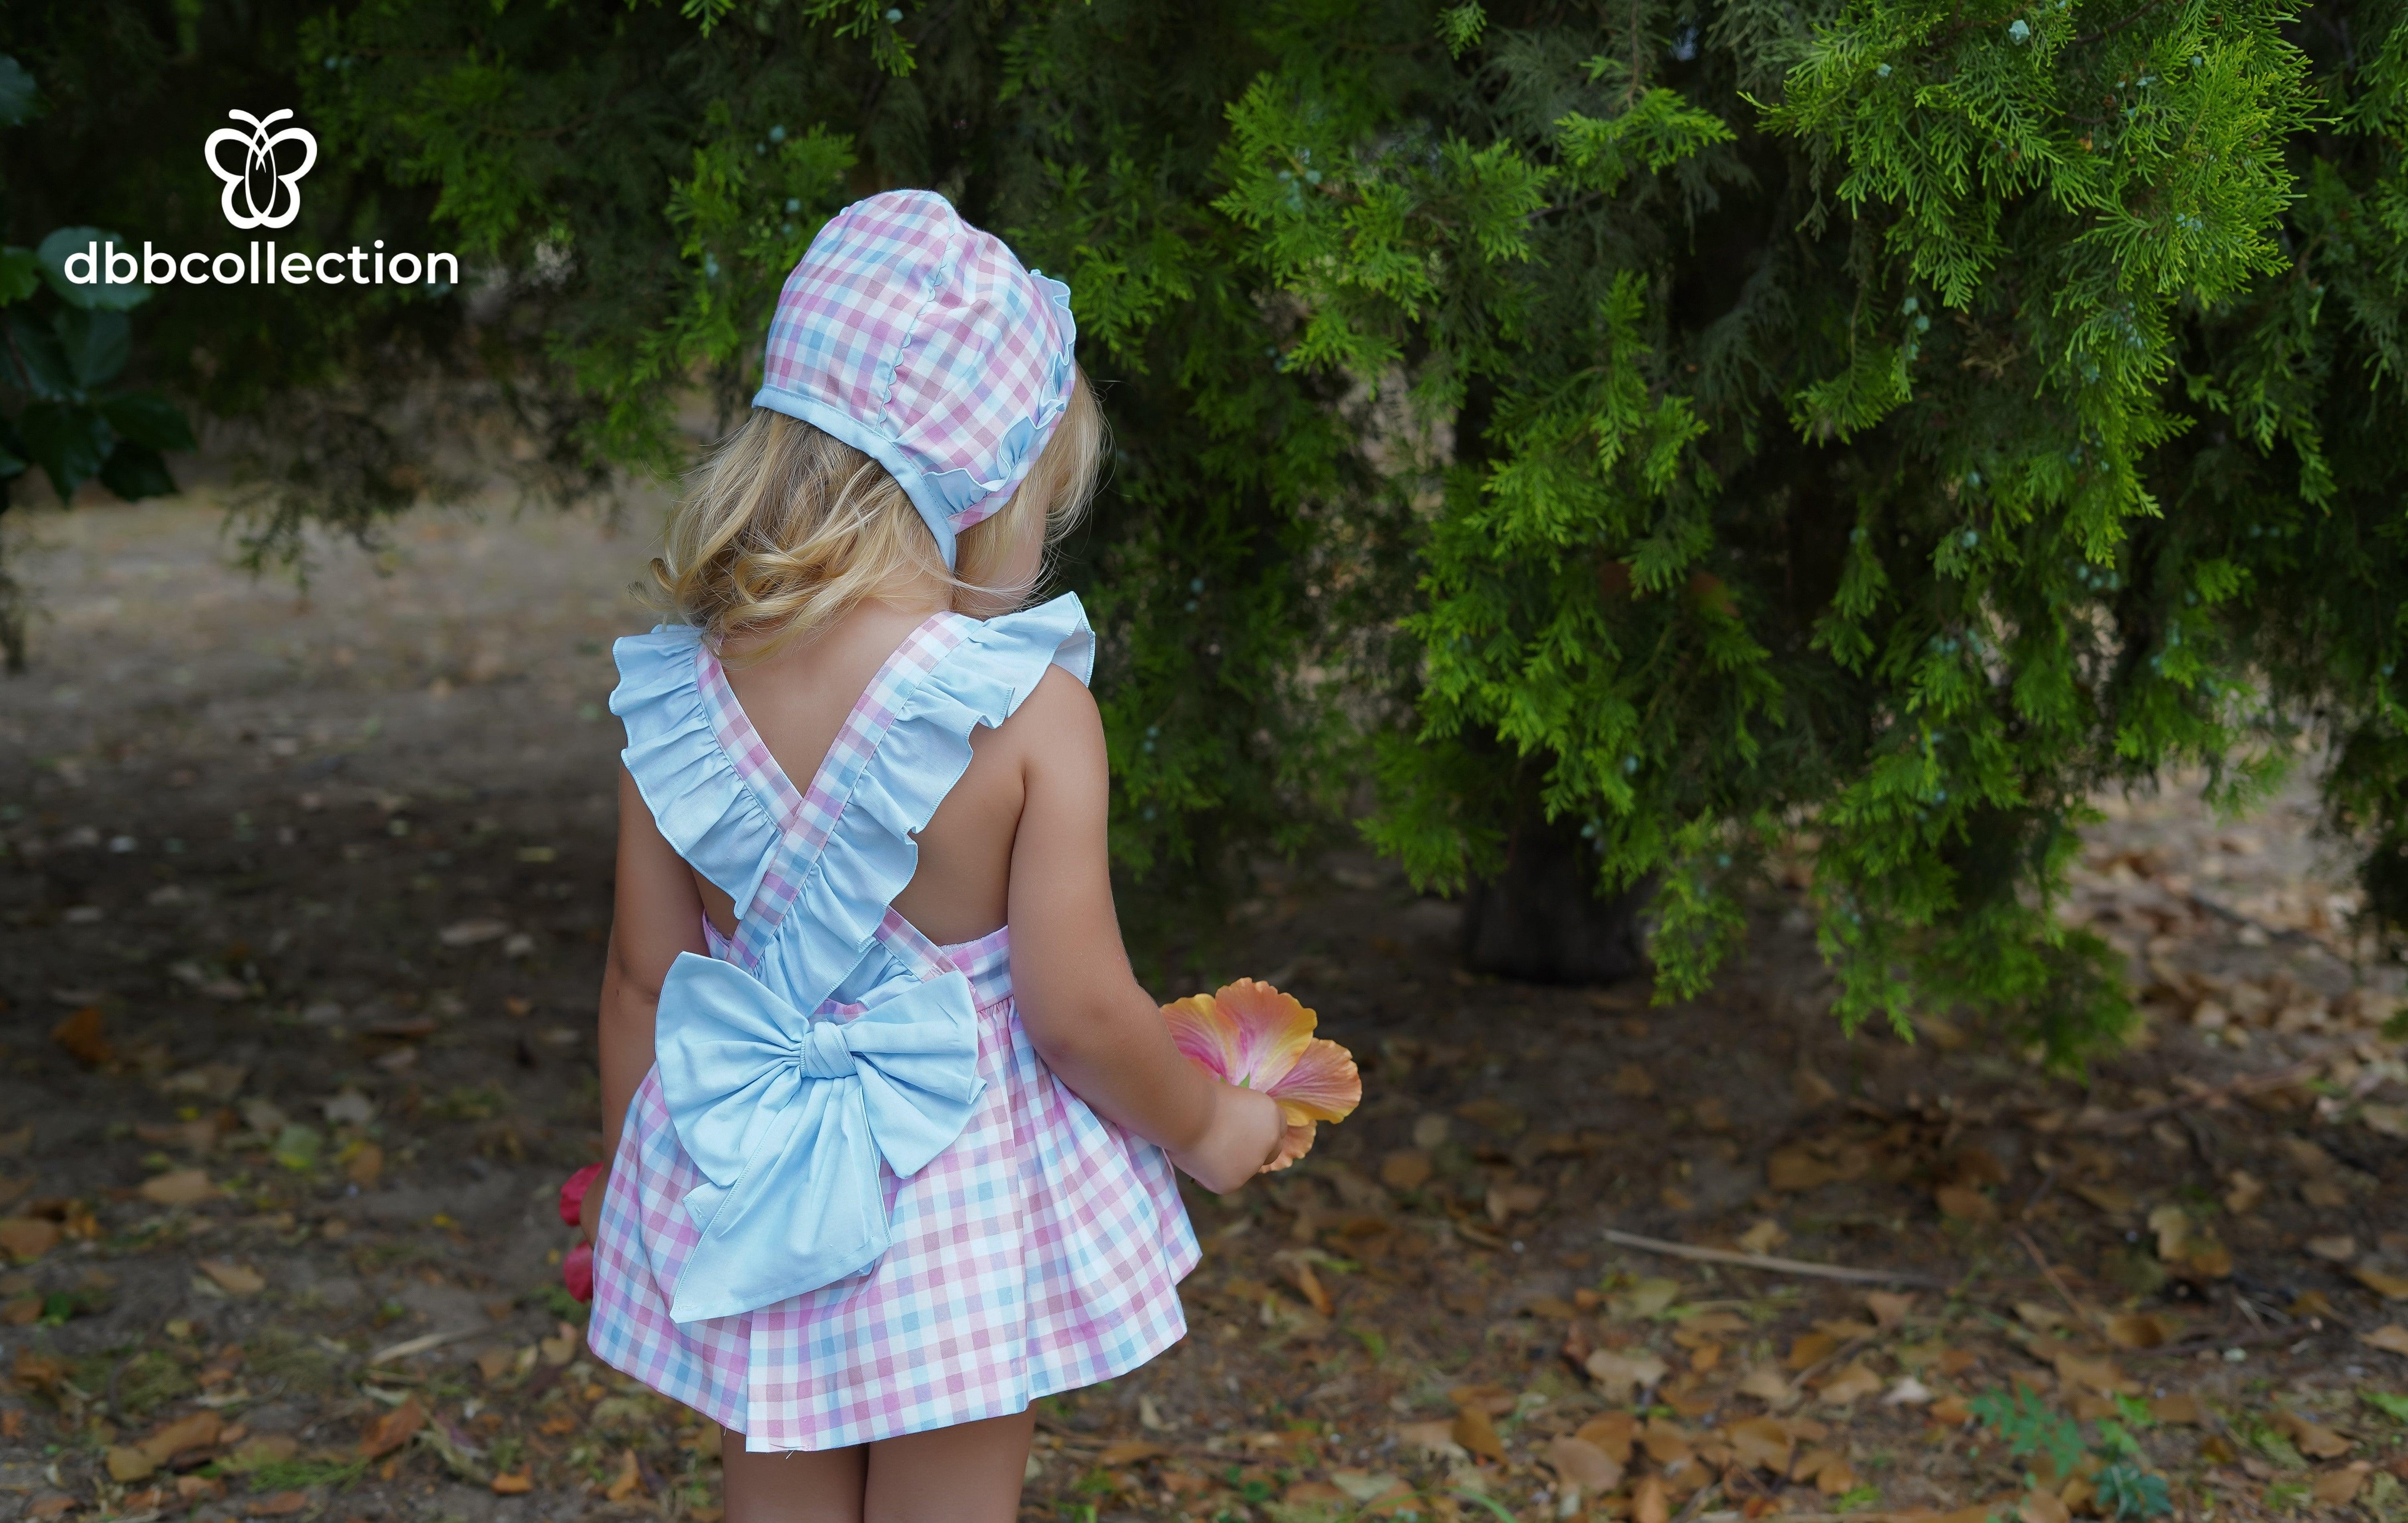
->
xmin=204 ymin=109 xmax=318 ymax=230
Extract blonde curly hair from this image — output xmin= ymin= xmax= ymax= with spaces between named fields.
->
xmin=649 ymin=368 xmax=1102 ymax=659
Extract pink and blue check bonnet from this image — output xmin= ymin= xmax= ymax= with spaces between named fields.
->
xmin=751 ymin=189 xmax=1079 ymax=571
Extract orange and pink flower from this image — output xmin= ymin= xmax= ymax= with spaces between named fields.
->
xmin=1163 ymin=978 xmax=1360 ymax=1171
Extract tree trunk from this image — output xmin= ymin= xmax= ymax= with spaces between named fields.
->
xmin=1461 ymin=811 xmax=1651 ymax=985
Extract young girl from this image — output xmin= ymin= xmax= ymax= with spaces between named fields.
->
xmin=578 ymin=191 xmax=1288 ymax=1523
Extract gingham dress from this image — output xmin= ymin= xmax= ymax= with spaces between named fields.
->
xmin=587 ymin=593 xmax=1200 ymax=1451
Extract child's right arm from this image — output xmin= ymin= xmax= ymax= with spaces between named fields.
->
xmin=1004 ymin=669 xmax=1286 ymax=1194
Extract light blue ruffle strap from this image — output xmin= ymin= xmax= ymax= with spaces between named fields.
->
xmin=653 ymin=952 xmax=985 ymax=1324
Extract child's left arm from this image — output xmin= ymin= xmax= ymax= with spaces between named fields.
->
xmin=582 ymin=763 xmax=710 ymax=1237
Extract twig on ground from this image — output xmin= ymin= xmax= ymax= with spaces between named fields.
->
xmin=2012 ymin=1229 xmax=2104 ymax=1336
xmin=2017 ymin=1164 xmax=2059 ymax=1221
xmin=1601 ymin=1229 xmax=1945 ymax=1287
xmin=368 ymin=1327 xmax=480 ymax=1365
xmin=2066 ymin=1061 xmax=2318 ymax=1134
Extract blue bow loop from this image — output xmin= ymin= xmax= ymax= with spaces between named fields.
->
xmin=650 ymin=951 xmax=984 ymax=1324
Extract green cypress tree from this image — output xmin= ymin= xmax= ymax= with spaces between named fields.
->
xmin=5 ymin=0 xmax=2400 ymax=1052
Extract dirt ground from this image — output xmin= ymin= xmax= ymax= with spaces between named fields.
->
xmin=0 ymin=492 xmax=2404 ymax=1523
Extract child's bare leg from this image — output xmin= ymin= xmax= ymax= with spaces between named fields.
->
xmin=720 ymin=1431 xmax=867 ymax=1523
xmin=861 ymin=1408 xmax=1036 ymax=1523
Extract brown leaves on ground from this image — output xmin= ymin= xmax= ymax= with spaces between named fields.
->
xmin=359 ymin=1398 xmax=426 ymax=1459
xmin=2271 ymin=1408 xmax=2353 ymax=1459
xmin=0 ymin=1217 xmax=60 ymax=1262
xmin=195 ymin=1258 xmax=265 ymax=1295
xmin=50 ymin=1008 xmax=112 ymax=1067
xmin=138 ymin=1168 xmax=217 ymax=1207
xmin=1546 ymin=1434 xmax=1624 ymax=1491
xmin=605 ymin=1448 xmax=645 ymax=1502
xmin=1449 ymin=1405 xmax=1506 ymax=1462
xmin=105 ymin=1410 xmax=225 ymax=1481
xmin=2357 ymin=1265 xmax=2408 ymax=1299
xmin=2361 ymin=1324 xmax=2408 ymax=1356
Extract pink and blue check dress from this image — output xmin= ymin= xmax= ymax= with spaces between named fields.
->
xmin=587 ymin=592 xmax=1200 ymax=1451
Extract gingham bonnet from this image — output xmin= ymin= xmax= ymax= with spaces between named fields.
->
xmin=751 ymin=190 xmax=1079 ymax=570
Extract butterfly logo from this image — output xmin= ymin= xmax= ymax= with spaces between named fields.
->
xmin=204 ymin=109 xmax=319 ymax=230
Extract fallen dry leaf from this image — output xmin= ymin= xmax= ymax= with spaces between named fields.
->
xmin=2360 ymin=1324 xmax=2408 ymax=1356
xmin=245 ymin=1492 xmax=309 ymax=1518
xmin=1883 ymin=1377 xmax=1934 ymax=1406
xmin=138 ymin=1169 xmax=216 ymax=1207
xmin=2148 ymin=1204 xmax=2191 ymax=1260
xmin=2223 ymin=1169 xmax=2266 ymax=1214
xmin=539 ymin=1321 xmax=580 ymax=1365
xmin=359 ymin=1398 xmax=425 ymax=1459
xmin=1817 ymin=1363 xmax=1883 ymax=1405
xmin=1935 ymin=1183 xmax=1998 ymax=1221
xmin=2105 ymin=1311 xmax=2174 ymax=1348
xmin=1632 ymin=1474 xmax=1671 ymax=1523
xmin=1276 ymin=1257 xmax=1333 ymax=1317
xmin=0 ymin=1218 xmax=59 ymax=1262
xmin=1766 ymin=1148 xmax=1839 ymax=1192
xmin=2018 ymin=1487 xmax=2072 ymax=1523
xmin=2314 ymin=1464 xmax=2373 ymax=1506
xmin=2072 ymin=1181 xmax=2136 ymax=1216
xmin=51 ymin=1007 xmax=112 ymax=1066
xmin=1448 ymin=1383 xmax=1516 ymax=1416
xmin=1545 ymin=1435 xmax=1623 ymax=1491
xmin=2151 ymin=1393 xmax=2204 ymax=1425
xmin=345 ymin=1142 xmax=386 ymax=1189
xmin=1574 ymin=1412 xmax=1637 ymax=1462
xmin=2355 ymin=1266 xmax=2408 ymax=1299
xmin=1785 ymin=1331 xmax=1838 ymax=1370
xmin=1096 ymin=1440 xmax=1169 ymax=1465
xmin=1485 ymin=1181 xmax=1545 ymax=1224
xmin=196 ymin=1259 xmax=264 ymax=1295
xmin=1379 ymin=1151 xmax=1431 ymax=1191
xmin=605 ymin=1449 xmax=644 ymax=1503
xmin=1865 ymin=1290 xmax=1914 ymax=1329
xmin=2053 ymin=1351 xmax=2138 ymax=1396
xmin=490 ymin=1473 xmax=533 ymax=1496
xmin=1639 ymin=1418 xmax=1693 ymax=1466
xmin=2274 ymin=1410 xmax=2352 ymax=1459
xmin=1584 ymin=1348 xmax=1668 ymax=1401
xmin=439 ymin=918 xmax=510 ymax=948
xmin=1722 ymin=1416 xmax=1793 ymax=1473
xmin=1451 ymin=1406 xmax=1506 ymax=1463
xmin=2307 ymin=1234 xmax=2360 ymax=1263
xmin=1454 ymin=1096 xmax=1525 ymax=1135
xmin=1395 ymin=1420 xmax=1465 ymax=1461
xmin=1736 ymin=1219 xmax=1786 ymax=1255
xmin=138 ymin=1411 xmax=222 ymax=1465
xmin=105 ymin=1446 xmax=158 ymax=1484
xmin=1738 ymin=1365 xmax=1796 ymax=1406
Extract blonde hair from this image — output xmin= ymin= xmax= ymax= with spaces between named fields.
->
xmin=649 ymin=368 xmax=1102 ymax=659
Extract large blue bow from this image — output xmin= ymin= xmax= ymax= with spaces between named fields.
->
xmin=651 ymin=951 xmax=984 ymax=1324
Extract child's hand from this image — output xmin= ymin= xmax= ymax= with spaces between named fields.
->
xmin=1169 ymin=1085 xmax=1287 ymax=1195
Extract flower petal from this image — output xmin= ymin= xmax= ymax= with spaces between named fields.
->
xmin=1268 ymin=1037 xmax=1361 ymax=1124
xmin=1262 ymin=1119 xmax=1317 ymax=1173
xmin=1163 ymin=993 xmax=1244 ymax=1082
xmin=1209 ymin=978 xmax=1316 ymax=1090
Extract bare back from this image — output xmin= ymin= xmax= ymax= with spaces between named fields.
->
xmin=701 ymin=597 xmax=1033 ymax=948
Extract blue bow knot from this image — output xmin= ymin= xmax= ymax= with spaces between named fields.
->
xmin=651 ymin=950 xmax=984 ymax=1324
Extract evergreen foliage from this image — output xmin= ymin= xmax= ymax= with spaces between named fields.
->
xmin=4 ymin=0 xmax=2403 ymax=1049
